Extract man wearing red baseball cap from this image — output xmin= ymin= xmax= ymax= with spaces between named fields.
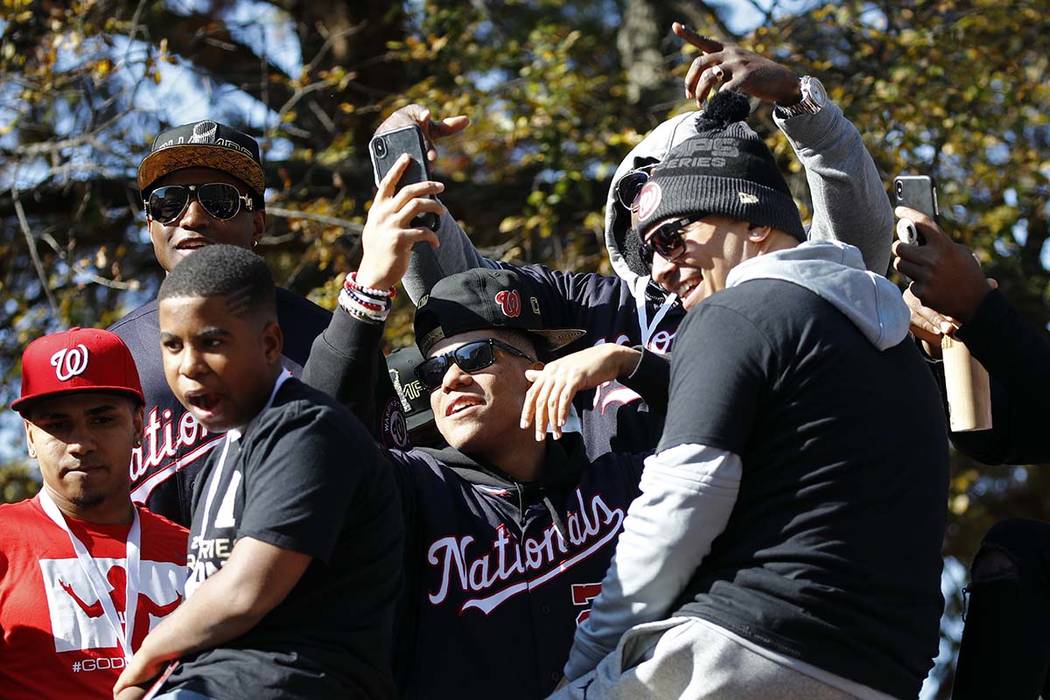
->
xmin=0 ymin=328 xmax=188 ymax=700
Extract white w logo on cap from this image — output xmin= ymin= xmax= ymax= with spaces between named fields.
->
xmin=50 ymin=345 xmax=90 ymax=381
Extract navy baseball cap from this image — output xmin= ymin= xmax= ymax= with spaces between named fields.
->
xmin=138 ymin=120 xmax=265 ymax=196
xmin=414 ymin=269 xmax=585 ymax=357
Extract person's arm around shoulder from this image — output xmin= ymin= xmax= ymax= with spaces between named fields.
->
xmin=673 ymin=23 xmax=892 ymax=274
xmin=519 ymin=344 xmax=668 ymax=441
xmin=373 ymin=104 xmax=500 ymax=303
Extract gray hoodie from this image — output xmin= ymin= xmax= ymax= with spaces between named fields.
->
xmin=728 ymin=239 xmax=910 ymax=349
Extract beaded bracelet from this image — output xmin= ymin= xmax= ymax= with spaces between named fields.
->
xmin=339 ymin=287 xmax=390 ymax=324
xmin=345 ymin=271 xmax=396 ymax=300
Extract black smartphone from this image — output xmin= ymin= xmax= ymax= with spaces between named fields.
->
xmin=893 ymin=175 xmax=939 ymax=245
xmin=369 ymin=125 xmax=440 ymax=231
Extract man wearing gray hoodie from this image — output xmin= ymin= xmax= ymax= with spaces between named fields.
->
xmin=389 ymin=36 xmax=894 ymax=459
xmin=556 ymin=91 xmax=949 ymax=700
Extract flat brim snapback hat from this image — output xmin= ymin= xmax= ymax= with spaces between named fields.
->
xmin=414 ymin=269 xmax=586 ymax=357
xmin=635 ymin=90 xmax=805 ymax=243
xmin=12 ymin=327 xmax=144 ymax=413
xmin=137 ymin=120 xmax=265 ymax=196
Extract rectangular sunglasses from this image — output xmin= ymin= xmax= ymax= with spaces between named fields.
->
xmin=145 ymin=183 xmax=255 ymax=225
xmin=416 ymin=338 xmax=534 ymax=391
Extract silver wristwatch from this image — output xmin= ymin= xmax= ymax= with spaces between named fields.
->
xmin=774 ymin=76 xmax=827 ymax=119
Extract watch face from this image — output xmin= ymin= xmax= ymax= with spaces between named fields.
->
xmin=806 ymin=77 xmax=827 ymax=108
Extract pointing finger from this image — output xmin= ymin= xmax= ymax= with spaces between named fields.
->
xmin=672 ymin=22 xmax=724 ymax=53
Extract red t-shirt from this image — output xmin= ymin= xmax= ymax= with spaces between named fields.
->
xmin=0 ymin=495 xmax=188 ymax=699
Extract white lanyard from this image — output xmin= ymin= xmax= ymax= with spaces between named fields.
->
xmin=39 ymin=489 xmax=140 ymax=662
xmin=197 ymin=369 xmax=294 ymax=545
xmin=636 ymin=278 xmax=678 ymax=347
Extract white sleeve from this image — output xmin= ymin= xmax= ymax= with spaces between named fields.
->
xmin=563 ymin=443 xmax=742 ymax=681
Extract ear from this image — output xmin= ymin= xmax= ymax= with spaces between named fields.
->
xmin=252 ymin=210 xmax=266 ymax=245
xmin=132 ymin=405 xmax=145 ymax=447
xmin=261 ymin=319 xmax=283 ymax=365
xmin=748 ymin=225 xmax=773 ymax=243
xmin=23 ymin=419 xmax=37 ymax=459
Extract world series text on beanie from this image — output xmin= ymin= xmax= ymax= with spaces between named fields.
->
xmin=635 ymin=91 xmax=805 ymax=243
xmin=12 ymin=328 xmax=144 ymax=413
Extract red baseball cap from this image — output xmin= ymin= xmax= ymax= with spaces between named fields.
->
xmin=12 ymin=327 xmax=144 ymax=414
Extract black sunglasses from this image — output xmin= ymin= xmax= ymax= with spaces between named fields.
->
xmin=416 ymin=338 xmax=534 ymax=391
xmin=614 ymin=164 xmax=656 ymax=210
xmin=145 ymin=183 xmax=255 ymax=225
xmin=638 ymin=216 xmax=702 ymax=266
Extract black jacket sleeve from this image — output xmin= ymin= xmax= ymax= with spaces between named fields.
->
xmin=947 ymin=290 xmax=1050 ymax=464
xmin=618 ymin=346 xmax=670 ymax=411
xmin=302 ymin=307 xmax=390 ymax=441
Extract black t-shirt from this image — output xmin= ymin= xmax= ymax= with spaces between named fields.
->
xmin=660 ymin=280 xmax=948 ymax=700
xmin=164 ymin=376 xmax=403 ymax=699
xmin=110 ymin=288 xmax=330 ymax=524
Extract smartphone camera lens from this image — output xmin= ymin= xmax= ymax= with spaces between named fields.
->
xmin=895 ymin=180 xmax=904 ymax=199
xmin=373 ymin=138 xmax=387 ymax=158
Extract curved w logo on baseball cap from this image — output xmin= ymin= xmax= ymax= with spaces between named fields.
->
xmin=50 ymin=345 xmax=90 ymax=382
xmin=494 ymin=290 xmax=521 ymax=318
xmin=11 ymin=328 xmax=144 ymax=414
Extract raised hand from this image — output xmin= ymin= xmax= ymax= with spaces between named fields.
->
xmin=357 ymin=154 xmax=443 ymax=290
xmin=892 ymin=206 xmax=994 ymax=326
xmin=672 ymin=22 xmax=802 ymax=108
xmin=520 ymin=344 xmax=641 ymax=441
xmin=374 ymin=104 xmax=470 ymax=162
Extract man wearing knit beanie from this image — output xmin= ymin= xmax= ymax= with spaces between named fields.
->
xmin=557 ymin=93 xmax=951 ymax=700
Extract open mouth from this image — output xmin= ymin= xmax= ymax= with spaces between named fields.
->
xmin=185 ymin=390 xmax=221 ymax=414
xmin=446 ymin=396 xmax=483 ymax=417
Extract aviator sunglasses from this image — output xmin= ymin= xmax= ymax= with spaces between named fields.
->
xmin=638 ymin=216 xmax=703 ymax=266
xmin=614 ymin=163 xmax=656 ymax=211
xmin=145 ymin=183 xmax=255 ymax=225
xmin=416 ymin=338 xmax=534 ymax=391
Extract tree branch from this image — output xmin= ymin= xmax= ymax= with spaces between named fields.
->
xmin=10 ymin=183 xmax=59 ymax=317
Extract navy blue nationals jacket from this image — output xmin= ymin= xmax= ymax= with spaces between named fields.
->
xmin=303 ymin=308 xmax=648 ymax=699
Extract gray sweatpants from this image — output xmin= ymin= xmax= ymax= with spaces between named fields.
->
xmin=549 ymin=617 xmax=897 ymax=700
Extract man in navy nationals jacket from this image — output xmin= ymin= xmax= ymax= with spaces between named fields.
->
xmin=303 ymin=155 xmax=659 ymax=699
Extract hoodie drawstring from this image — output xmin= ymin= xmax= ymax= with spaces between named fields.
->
xmin=543 ymin=495 xmax=569 ymax=545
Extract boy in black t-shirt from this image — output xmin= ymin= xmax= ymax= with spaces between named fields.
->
xmin=114 ymin=245 xmax=403 ymax=700
xmin=558 ymin=92 xmax=949 ymax=700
